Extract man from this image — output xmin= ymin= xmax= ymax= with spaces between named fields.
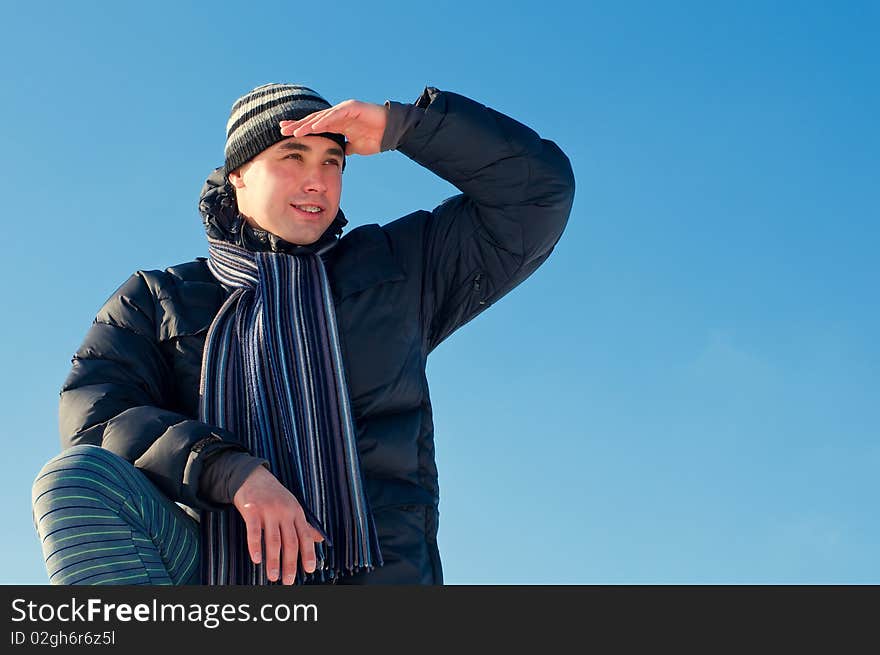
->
xmin=32 ymin=83 xmax=575 ymax=585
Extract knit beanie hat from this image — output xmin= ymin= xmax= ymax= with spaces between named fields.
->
xmin=223 ymin=83 xmax=347 ymax=177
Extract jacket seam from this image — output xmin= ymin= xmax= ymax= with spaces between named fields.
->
xmin=136 ymin=270 xmax=165 ymax=341
xmin=92 ymin=317 xmax=153 ymax=342
xmin=61 ymin=373 xmax=157 ymax=402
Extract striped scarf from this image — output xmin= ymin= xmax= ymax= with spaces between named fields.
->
xmin=199 ymin=236 xmax=381 ymax=584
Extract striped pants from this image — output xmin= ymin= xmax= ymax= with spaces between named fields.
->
xmin=32 ymin=445 xmax=201 ymax=585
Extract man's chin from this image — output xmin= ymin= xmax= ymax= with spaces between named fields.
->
xmin=278 ymin=229 xmax=323 ymax=247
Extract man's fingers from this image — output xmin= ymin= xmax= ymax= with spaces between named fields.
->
xmin=242 ymin=511 xmax=263 ymax=565
xmin=280 ymin=520 xmax=299 ymax=585
xmin=293 ymin=516 xmax=323 ymax=574
xmin=279 ymin=109 xmax=327 ymax=136
xmin=294 ymin=108 xmax=350 ymax=137
xmin=263 ymin=522 xmax=282 ymax=582
xmin=287 ymin=109 xmax=331 ymax=136
xmin=292 ymin=118 xmax=328 ymax=137
xmin=312 ymin=107 xmax=356 ymax=134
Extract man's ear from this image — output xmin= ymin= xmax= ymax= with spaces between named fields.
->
xmin=227 ymin=167 xmax=245 ymax=189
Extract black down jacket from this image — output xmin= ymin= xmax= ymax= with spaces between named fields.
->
xmin=59 ymin=87 xmax=575 ymax=584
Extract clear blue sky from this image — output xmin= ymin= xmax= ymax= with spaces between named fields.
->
xmin=2 ymin=0 xmax=876 ymax=584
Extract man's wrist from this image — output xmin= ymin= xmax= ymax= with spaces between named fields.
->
xmin=201 ymin=450 xmax=269 ymax=505
xmin=381 ymin=100 xmax=426 ymax=152
xmin=227 ymin=454 xmax=271 ymax=502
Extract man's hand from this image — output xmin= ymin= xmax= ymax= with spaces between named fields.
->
xmin=279 ymin=99 xmax=388 ymax=156
xmin=232 ymin=465 xmax=325 ymax=585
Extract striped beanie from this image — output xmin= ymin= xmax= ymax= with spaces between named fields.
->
xmin=224 ymin=83 xmax=347 ymax=177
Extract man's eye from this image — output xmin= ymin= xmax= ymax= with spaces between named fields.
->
xmin=285 ymin=153 xmax=302 ymax=160
xmin=326 ymin=159 xmax=341 ymax=166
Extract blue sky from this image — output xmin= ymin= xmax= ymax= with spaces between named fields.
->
xmin=2 ymin=0 xmax=876 ymax=584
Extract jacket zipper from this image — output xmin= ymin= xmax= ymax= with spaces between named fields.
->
xmin=473 ymin=273 xmax=486 ymax=305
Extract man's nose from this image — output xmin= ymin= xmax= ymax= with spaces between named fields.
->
xmin=302 ymin=168 xmax=328 ymax=193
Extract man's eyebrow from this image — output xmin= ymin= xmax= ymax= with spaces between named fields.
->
xmin=277 ymin=140 xmax=344 ymax=159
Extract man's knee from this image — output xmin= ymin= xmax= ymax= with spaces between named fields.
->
xmin=37 ymin=444 xmax=111 ymax=472
xmin=32 ymin=445 xmax=135 ymax=520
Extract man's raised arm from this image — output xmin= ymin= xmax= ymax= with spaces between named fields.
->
xmin=282 ymin=86 xmax=575 ymax=349
xmin=396 ymin=87 xmax=576 ymax=350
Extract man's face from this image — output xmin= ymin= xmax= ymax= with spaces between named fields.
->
xmin=228 ymin=135 xmax=344 ymax=246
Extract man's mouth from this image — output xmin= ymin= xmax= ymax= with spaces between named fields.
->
xmin=291 ymin=204 xmax=325 ymax=218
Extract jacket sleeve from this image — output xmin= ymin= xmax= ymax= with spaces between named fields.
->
xmin=58 ymin=270 xmax=250 ymax=510
xmin=395 ymin=87 xmax=576 ymax=352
